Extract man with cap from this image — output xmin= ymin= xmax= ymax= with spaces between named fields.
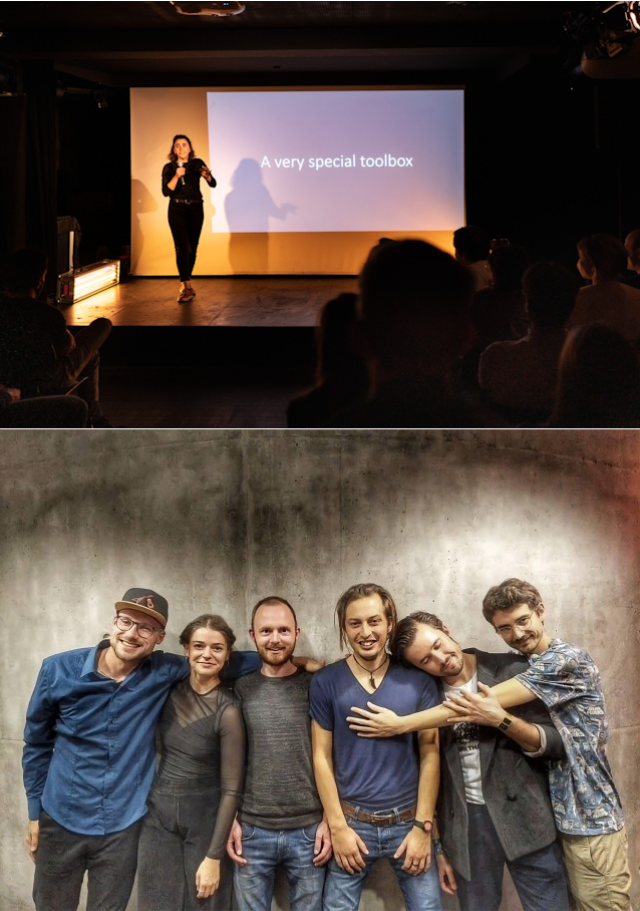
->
xmin=22 ymin=588 xmax=261 ymax=911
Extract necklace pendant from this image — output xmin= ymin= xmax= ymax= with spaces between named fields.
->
xmin=370 ymin=676 xmax=377 ymax=690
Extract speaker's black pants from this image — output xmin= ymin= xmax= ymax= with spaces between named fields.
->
xmin=168 ymin=201 xmax=204 ymax=282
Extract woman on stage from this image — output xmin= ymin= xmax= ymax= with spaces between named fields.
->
xmin=137 ymin=614 xmax=244 ymax=911
xmin=162 ymin=134 xmax=216 ymax=303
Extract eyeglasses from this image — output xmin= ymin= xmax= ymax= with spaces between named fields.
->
xmin=114 ymin=615 xmax=163 ymax=639
xmin=495 ymin=613 xmax=536 ymax=638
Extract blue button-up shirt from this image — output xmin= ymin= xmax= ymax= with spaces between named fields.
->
xmin=23 ymin=641 xmax=261 ymax=836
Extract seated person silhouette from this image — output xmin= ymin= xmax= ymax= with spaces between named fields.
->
xmin=547 ymin=321 xmax=640 ymax=428
xmin=0 ymin=249 xmax=113 ymax=427
xmin=287 ymin=293 xmax=369 ymax=428
xmin=333 ymin=240 xmax=479 ymax=429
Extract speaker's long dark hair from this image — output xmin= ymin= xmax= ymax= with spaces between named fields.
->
xmin=168 ymin=134 xmax=196 ymax=163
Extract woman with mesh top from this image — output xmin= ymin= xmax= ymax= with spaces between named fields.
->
xmin=138 ymin=615 xmax=245 ymax=911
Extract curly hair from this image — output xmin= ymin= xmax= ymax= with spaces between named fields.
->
xmin=482 ymin=580 xmax=543 ymax=624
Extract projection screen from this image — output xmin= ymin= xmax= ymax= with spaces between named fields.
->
xmin=130 ymin=87 xmax=465 ymax=276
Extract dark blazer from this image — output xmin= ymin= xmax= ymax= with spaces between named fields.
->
xmin=437 ymin=649 xmax=564 ymax=881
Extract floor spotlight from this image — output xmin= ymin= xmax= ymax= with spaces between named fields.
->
xmin=169 ymin=2 xmax=246 ymax=16
xmin=57 ymin=261 xmax=121 ymax=306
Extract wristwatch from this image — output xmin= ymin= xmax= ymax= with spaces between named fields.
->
xmin=412 ymin=819 xmax=433 ymax=834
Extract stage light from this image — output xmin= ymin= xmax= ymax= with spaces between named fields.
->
xmin=169 ymin=1 xmax=246 ymax=16
xmin=57 ymin=260 xmax=121 ymax=306
xmin=626 ymin=1 xmax=640 ymax=30
xmin=603 ymin=0 xmax=640 ymax=28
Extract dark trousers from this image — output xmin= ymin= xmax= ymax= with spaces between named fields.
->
xmin=44 ymin=318 xmax=112 ymax=420
xmin=0 ymin=395 xmax=87 ymax=427
xmin=33 ymin=812 xmax=142 ymax=911
xmin=456 ymin=804 xmax=570 ymax=911
xmin=168 ymin=202 xmax=205 ymax=282
xmin=138 ymin=788 xmax=232 ymax=911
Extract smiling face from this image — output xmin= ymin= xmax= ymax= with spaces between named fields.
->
xmin=491 ymin=603 xmax=550 ymax=657
xmin=173 ymin=137 xmax=192 ymax=162
xmin=109 ymin=608 xmax=165 ymax=666
xmin=403 ymin=623 xmax=466 ymax=679
xmin=251 ymin=602 xmax=299 ymax=668
xmin=184 ymin=627 xmax=230 ymax=681
xmin=343 ymin=593 xmax=393 ymax=665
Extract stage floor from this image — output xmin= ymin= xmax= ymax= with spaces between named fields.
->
xmin=63 ymin=276 xmax=359 ymax=328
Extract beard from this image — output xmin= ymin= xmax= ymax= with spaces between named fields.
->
xmin=256 ymin=642 xmax=295 ymax=667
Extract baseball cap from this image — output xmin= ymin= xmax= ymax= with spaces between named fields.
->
xmin=115 ymin=589 xmax=169 ymax=628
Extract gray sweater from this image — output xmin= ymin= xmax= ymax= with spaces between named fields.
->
xmin=235 ymin=669 xmax=323 ymax=830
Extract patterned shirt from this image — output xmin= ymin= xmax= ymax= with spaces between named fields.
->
xmin=516 ymin=640 xmax=624 ymax=836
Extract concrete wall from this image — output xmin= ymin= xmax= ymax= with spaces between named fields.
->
xmin=1 ymin=429 xmax=638 ymax=911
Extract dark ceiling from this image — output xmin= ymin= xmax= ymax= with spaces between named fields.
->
xmin=0 ymin=1 xmax=597 ymax=85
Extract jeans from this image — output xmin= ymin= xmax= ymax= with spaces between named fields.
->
xmin=33 ymin=812 xmax=142 ymax=911
xmin=322 ymin=817 xmax=442 ymax=911
xmin=234 ymin=822 xmax=326 ymax=911
xmin=456 ymin=804 xmax=570 ymax=911
xmin=168 ymin=201 xmax=205 ymax=282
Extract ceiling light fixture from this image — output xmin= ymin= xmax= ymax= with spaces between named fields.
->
xmin=603 ymin=0 xmax=640 ymax=29
xmin=169 ymin=1 xmax=246 ymax=16
xmin=626 ymin=0 xmax=640 ymax=30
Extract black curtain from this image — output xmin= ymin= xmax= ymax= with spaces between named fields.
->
xmin=0 ymin=95 xmax=28 ymax=256
xmin=22 ymin=61 xmax=59 ymax=296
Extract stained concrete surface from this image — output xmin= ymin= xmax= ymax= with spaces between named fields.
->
xmin=1 ymin=429 xmax=638 ymax=911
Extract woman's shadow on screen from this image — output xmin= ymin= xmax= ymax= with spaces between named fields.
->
xmin=225 ymin=158 xmax=297 ymax=274
xmin=131 ymin=179 xmax=159 ymax=271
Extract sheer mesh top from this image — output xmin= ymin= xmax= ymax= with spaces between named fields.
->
xmin=153 ymin=679 xmax=245 ymax=859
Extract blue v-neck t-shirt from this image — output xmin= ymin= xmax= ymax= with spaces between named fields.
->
xmin=310 ymin=659 xmax=438 ymax=813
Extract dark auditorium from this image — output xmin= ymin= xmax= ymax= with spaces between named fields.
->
xmin=1 ymin=1 xmax=639 ymax=429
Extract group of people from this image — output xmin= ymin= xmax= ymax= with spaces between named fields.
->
xmin=3 ymin=169 xmax=640 ymax=429
xmin=288 ymin=227 xmax=640 ymax=429
xmin=23 ymin=580 xmax=632 ymax=911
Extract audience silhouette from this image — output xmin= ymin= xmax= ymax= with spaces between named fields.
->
xmin=624 ymin=229 xmax=640 ymax=290
xmin=568 ymin=234 xmax=640 ymax=343
xmin=479 ymin=262 xmax=578 ymax=424
xmin=4 ymin=226 xmax=640 ymax=430
xmin=333 ymin=240 xmax=479 ymax=428
xmin=287 ymin=293 xmax=368 ymax=428
xmin=0 ymin=249 xmax=113 ymax=427
xmin=453 ymin=226 xmax=492 ymax=291
xmin=463 ymin=244 xmax=530 ymax=390
xmin=548 ymin=322 xmax=640 ymax=429
xmin=0 ymin=386 xmax=88 ymax=428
